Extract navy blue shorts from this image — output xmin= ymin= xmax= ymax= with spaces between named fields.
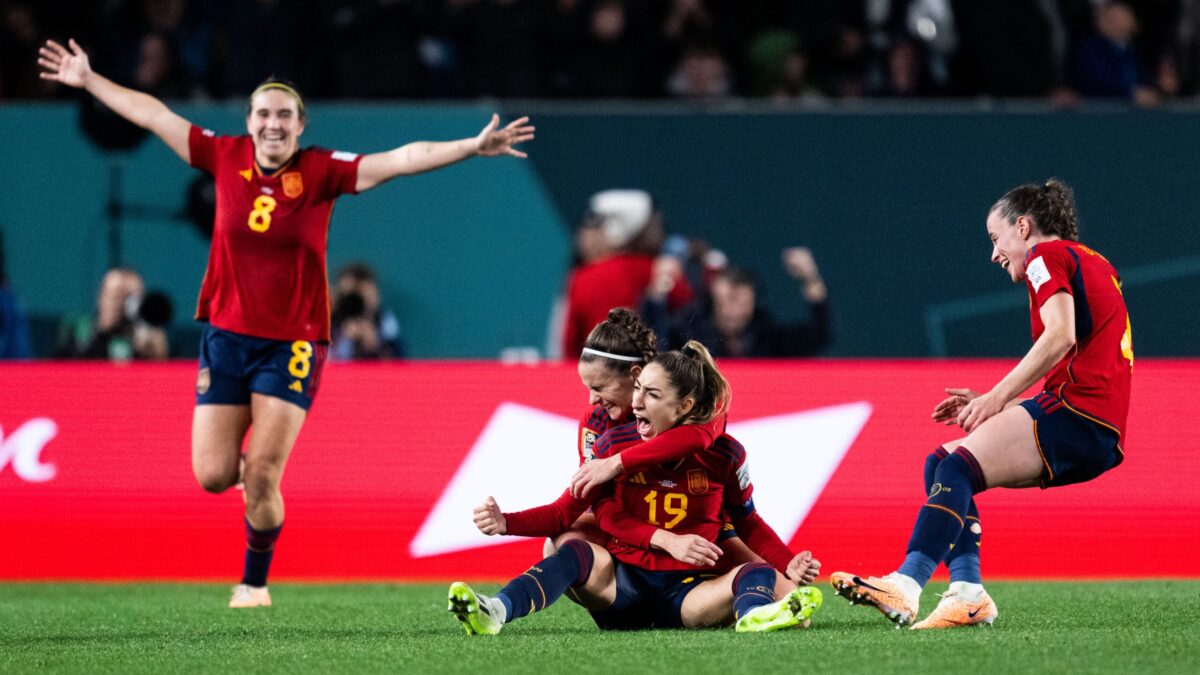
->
xmin=1020 ymin=392 xmax=1122 ymax=489
xmin=589 ymin=563 xmax=711 ymax=630
xmin=196 ymin=325 xmax=327 ymax=411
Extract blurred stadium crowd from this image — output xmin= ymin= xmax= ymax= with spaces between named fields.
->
xmin=1 ymin=0 xmax=1197 ymax=104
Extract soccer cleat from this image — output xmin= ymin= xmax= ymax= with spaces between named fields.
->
xmin=830 ymin=571 xmax=919 ymax=627
xmin=911 ymin=589 xmax=997 ymax=629
xmin=735 ymin=586 xmax=823 ymax=633
xmin=228 ymin=584 xmax=271 ymax=608
xmin=447 ymin=582 xmax=504 ymax=636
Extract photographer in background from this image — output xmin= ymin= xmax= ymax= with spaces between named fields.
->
xmin=330 ymin=263 xmax=405 ymax=360
xmin=644 ymin=246 xmax=830 ymax=358
xmin=57 ymin=267 xmax=171 ymax=360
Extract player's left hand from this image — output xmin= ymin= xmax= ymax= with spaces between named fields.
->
xmin=785 ymin=550 xmax=821 ymax=586
xmin=957 ymin=389 xmax=1006 ymax=433
xmin=475 ymin=113 xmax=535 ymax=158
xmin=570 ymin=455 xmax=622 ymax=499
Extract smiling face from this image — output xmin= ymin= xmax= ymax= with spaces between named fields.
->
xmin=246 ymin=88 xmax=305 ymax=168
xmin=986 ymin=209 xmax=1034 ymax=283
xmin=631 ymin=363 xmax=695 ymax=440
xmin=578 ymin=359 xmax=640 ymax=422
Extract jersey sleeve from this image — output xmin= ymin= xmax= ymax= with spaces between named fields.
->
xmin=617 ymin=412 xmax=727 ymax=473
xmin=577 ymin=407 xmax=608 ymax=464
xmin=502 ymin=488 xmax=593 ymax=538
xmin=721 ymin=444 xmax=795 ymax=572
xmin=314 ymin=148 xmax=362 ymax=200
xmin=188 ymin=125 xmax=224 ymax=174
xmin=1025 ymin=245 xmax=1076 ymax=308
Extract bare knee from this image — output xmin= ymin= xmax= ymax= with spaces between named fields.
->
xmin=241 ymin=462 xmax=282 ymax=503
xmin=194 ymin=463 xmax=239 ymax=493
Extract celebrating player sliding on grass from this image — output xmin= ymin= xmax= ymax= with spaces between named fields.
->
xmin=831 ymin=179 xmax=1133 ymax=629
xmin=38 ymin=37 xmax=533 ymax=608
xmin=452 ymin=341 xmax=822 ymax=634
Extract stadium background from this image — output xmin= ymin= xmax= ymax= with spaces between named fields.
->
xmin=1 ymin=2 xmax=1199 ymax=586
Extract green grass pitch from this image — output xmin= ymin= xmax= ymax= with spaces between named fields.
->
xmin=2 ymin=581 xmax=1197 ymax=674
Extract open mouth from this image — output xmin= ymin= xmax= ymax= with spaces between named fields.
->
xmin=634 ymin=413 xmax=653 ymax=437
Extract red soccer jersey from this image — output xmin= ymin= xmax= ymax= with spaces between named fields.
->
xmin=561 ymin=254 xmax=692 ymax=358
xmin=502 ymin=409 xmax=727 ymax=537
xmin=593 ymin=425 xmax=793 ymax=573
xmin=1024 ymin=240 xmax=1133 ymax=446
xmin=188 ymin=126 xmax=362 ymax=342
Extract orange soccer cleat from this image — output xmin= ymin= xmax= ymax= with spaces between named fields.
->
xmin=228 ymin=584 xmax=272 ymax=608
xmin=911 ymin=588 xmax=997 ymax=629
xmin=830 ymin=571 xmax=920 ymax=627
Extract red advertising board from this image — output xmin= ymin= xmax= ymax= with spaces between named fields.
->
xmin=1 ymin=360 xmax=1197 ymax=581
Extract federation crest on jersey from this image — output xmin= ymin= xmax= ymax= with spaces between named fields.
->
xmin=282 ymin=172 xmax=304 ymax=198
xmin=687 ymin=469 xmax=709 ymax=495
xmin=581 ymin=428 xmax=597 ymax=460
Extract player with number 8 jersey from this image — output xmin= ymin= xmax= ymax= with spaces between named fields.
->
xmin=38 ymin=36 xmax=534 ymax=608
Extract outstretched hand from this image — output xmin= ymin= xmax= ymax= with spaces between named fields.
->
xmin=931 ymin=388 xmax=979 ymax=425
xmin=472 ymin=496 xmax=507 ymax=536
xmin=38 ymin=38 xmax=92 ymax=88
xmin=475 ymin=114 xmax=535 ymax=158
xmin=785 ymin=550 xmax=821 ymax=586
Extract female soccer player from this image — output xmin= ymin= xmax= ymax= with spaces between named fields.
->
xmin=454 ymin=342 xmax=822 ymax=634
xmin=38 ymin=38 xmax=533 ymax=608
xmin=831 ymin=179 xmax=1132 ymax=628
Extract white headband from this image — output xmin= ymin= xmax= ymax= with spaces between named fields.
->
xmin=581 ymin=347 xmax=644 ymax=363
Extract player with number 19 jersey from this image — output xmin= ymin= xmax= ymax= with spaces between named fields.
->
xmin=188 ymin=125 xmax=362 ymax=343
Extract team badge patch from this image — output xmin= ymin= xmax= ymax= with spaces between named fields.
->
xmin=581 ymin=429 xmax=597 ymax=460
xmin=687 ymin=469 xmax=709 ymax=495
xmin=196 ymin=368 xmax=211 ymax=395
xmin=736 ymin=462 xmax=751 ymax=490
xmin=282 ymin=172 xmax=303 ymax=198
xmin=1026 ymin=256 xmax=1051 ymax=292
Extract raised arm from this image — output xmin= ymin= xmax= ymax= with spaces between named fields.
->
xmin=355 ymin=114 xmax=534 ymax=193
xmin=570 ymin=412 xmax=726 ymax=499
xmin=956 ymin=291 xmax=1075 ymax=432
xmin=38 ymin=39 xmax=191 ymax=163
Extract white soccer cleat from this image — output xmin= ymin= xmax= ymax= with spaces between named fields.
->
xmin=911 ymin=588 xmax=997 ymax=629
xmin=228 ymin=584 xmax=271 ymax=608
xmin=448 ymin=582 xmax=504 ymax=635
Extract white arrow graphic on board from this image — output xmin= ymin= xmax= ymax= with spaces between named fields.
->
xmin=410 ymin=401 xmax=872 ymax=558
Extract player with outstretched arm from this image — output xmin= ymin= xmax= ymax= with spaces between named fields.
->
xmin=830 ymin=179 xmax=1133 ymax=628
xmin=38 ymin=38 xmax=533 ymax=608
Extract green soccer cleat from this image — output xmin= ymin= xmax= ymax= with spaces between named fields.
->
xmin=735 ymin=586 xmax=823 ymax=633
xmin=447 ymin=582 xmax=504 ymax=636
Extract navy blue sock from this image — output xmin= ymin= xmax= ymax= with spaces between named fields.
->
xmin=900 ymin=448 xmax=986 ymax=587
xmin=241 ymin=518 xmax=282 ymax=587
xmin=497 ymin=539 xmax=593 ymax=623
xmin=946 ymin=501 xmax=983 ymax=583
xmin=925 ymin=448 xmax=984 ymax=583
xmin=732 ymin=562 xmax=777 ymax=620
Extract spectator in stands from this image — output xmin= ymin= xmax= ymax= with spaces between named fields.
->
xmin=645 ymin=247 xmax=830 ymax=357
xmin=0 ymin=230 xmax=32 ymax=359
xmin=330 ymin=263 xmax=405 ymax=360
xmin=57 ymin=267 xmax=170 ymax=361
xmin=1072 ymin=1 xmax=1160 ymax=104
xmin=560 ymin=189 xmax=692 ymax=360
xmin=666 ymin=41 xmax=733 ymax=98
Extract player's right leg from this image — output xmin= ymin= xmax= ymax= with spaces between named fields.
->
xmin=449 ymin=541 xmax=615 ymax=635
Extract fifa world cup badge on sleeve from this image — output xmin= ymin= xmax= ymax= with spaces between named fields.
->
xmin=1026 ymin=256 xmax=1051 ymax=292
xmin=581 ymin=428 xmax=597 ymax=460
